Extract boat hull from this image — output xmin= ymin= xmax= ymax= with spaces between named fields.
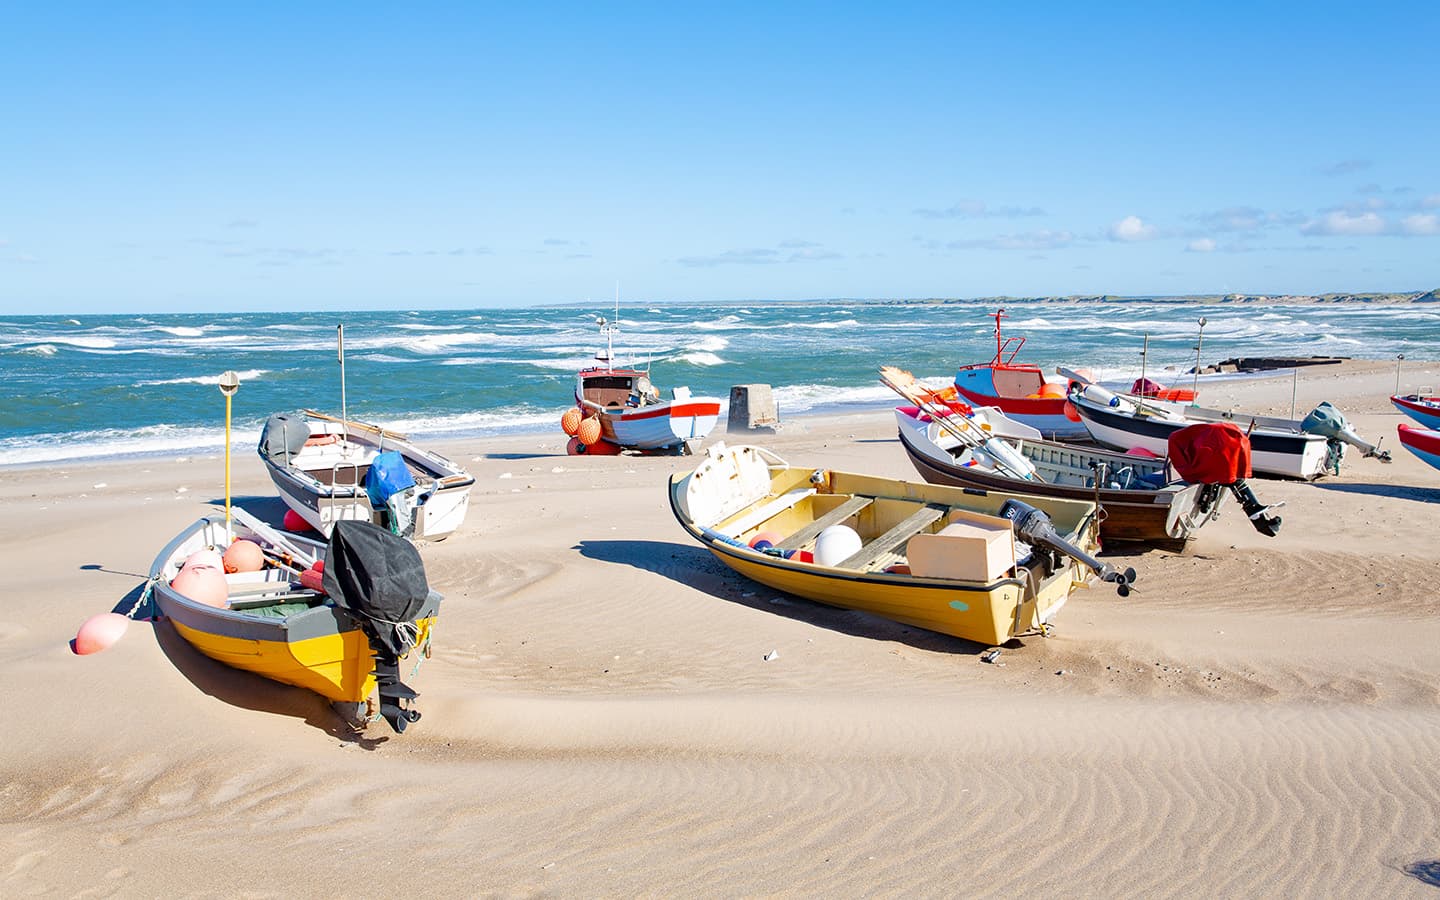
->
xmin=1392 ymin=395 xmax=1440 ymax=430
xmin=1072 ymin=393 xmax=1330 ymax=480
xmin=894 ymin=410 xmax=1214 ymax=550
xmin=670 ymin=445 xmax=1098 ymax=646
xmin=150 ymin=511 xmax=441 ymax=704
xmin=599 ymin=399 xmax=722 ymax=451
xmin=1397 ymin=424 xmax=1440 ymax=472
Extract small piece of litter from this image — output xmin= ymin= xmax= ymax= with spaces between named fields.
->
xmin=93 ymin=483 xmax=107 ymax=489
xmin=499 ymin=472 xmax=512 ymax=479
xmin=981 ymin=649 xmax=1001 ymax=664
xmin=763 ymin=650 xmax=779 ymax=662
xmin=551 ymin=466 xmax=566 ymax=473
xmin=175 ymin=486 xmax=189 ymax=494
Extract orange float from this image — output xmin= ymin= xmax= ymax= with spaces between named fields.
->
xmin=222 ymin=538 xmax=264 ymax=573
xmin=576 ymin=416 xmax=602 ymax=446
xmin=560 ymin=407 xmax=583 ymax=436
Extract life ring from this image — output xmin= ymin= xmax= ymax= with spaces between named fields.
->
xmin=304 ymin=433 xmax=339 ymax=447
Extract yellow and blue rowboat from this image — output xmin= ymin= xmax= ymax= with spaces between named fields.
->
xmin=149 ymin=508 xmax=441 ymax=706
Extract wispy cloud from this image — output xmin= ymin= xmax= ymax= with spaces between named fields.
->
xmin=225 ymin=218 xmax=259 ymax=229
xmin=946 ymin=229 xmax=1077 ymax=251
xmin=1319 ymin=158 xmax=1372 ymax=176
xmin=1187 ymin=206 xmax=1304 ymax=232
xmin=1400 ymin=214 xmax=1440 ymax=235
xmin=677 ymin=241 xmax=842 ymax=267
xmin=914 ymin=199 xmax=1046 ymax=219
xmin=677 ymin=248 xmax=780 ymax=267
xmin=1300 ymin=211 xmax=1388 ymax=235
xmin=1186 ymin=238 xmax=1217 ymax=253
xmin=1421 ymin=194 xmax=1440 ymax=210
xmin=1108 ymin=215 xmax=1158 ymax=242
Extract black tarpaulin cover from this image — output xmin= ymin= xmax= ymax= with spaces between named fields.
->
xmin=322 ymin=519 xmax=431 ymax=656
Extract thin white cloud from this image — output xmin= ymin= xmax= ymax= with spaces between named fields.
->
xmin=947 ymin=229 xmax=1076 ymax=251
xmin=676 ymin=249 xmax=780 ymax=267
xmin=1300 ymin=211 xmax=1388 ymax=235
xmin=914 ymin=199 xmax=1046 ymax=219
xmin=1400 ymin=214 xmax=1440 ymax=235
xmin=1108 ymin=215 xmax=1158 ymax=242
xmin=1319 ymin=158 xmax=1372 ymax=176
xmin=1187 ymin=238 xmax=1217 ymax=253
xmin=1421 ymin=194 xmax=1440 ymax=210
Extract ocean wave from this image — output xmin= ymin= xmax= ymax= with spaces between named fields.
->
xmin=153 ymin=325 xmax=207 ymax=338
xmin=17 ymin=344 xmax=57 ymax=356
xmin=0 ymin=423 xmax=241 ymax=467
xmin=689 ymin=335 xmax=729 ymax=352
xmin=40 ymin=335 xmax=117 ymax=350
xmin=670 ymin=351 xmax=725 ymax=366
xmin=799 ymin=318 xmax=860 ymax=330
xmin=137 ymin=368 xmax=268 ymax=387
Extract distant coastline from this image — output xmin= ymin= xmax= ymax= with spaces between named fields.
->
xmin=545 ymin=288 xmax=1440 ymax=309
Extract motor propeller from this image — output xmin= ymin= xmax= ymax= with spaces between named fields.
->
xmin=998 ymin=498 xmax=1137 ymax=596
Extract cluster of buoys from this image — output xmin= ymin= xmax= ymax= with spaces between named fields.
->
xmin=560 ymin=406 xmax=616 ymax=455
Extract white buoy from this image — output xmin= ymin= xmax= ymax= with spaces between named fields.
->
xmin=814 ymin=525 xmax=862 ymax=567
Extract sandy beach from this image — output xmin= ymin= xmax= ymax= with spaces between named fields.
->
xmin=4 ymin=359 xmax=1440 ymax=897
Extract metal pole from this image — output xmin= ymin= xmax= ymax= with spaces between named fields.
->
xmin=1396 ymin=354 xmax=1405 ymax=396
xmin=1290 ymin=369 xmax=1298 ymax=421
xmin=1139 ymin=333 xmax=1148 ymax=396
xmin=338 ymin=324 xmax=348 ymax=446
xmin=218 ymin=371 xmax=240 ymax=541
xmin=1191 ymin=316 xmax=1208 ymax=401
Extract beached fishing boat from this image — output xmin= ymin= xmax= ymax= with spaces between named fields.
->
xmin=258 ymin=409 xmax=474 ymax=540
xmin=951 ymin=310 xmax=1090 ymax=440
xmin=150 ymin=507 xmax=440 ymax=731
xmin=882 ymin=367 xmax=1284 ymax=548
xmin=562 ymin=312 xmax=721 ymax=454
xmin=1397 ymin=423 xmax=1440 ymax=472
xmin=669 ymin=443 xmax=1135 ymax=647
xmin=892 ymin=407 xmax=1223 ymax=550
xmin=1069 ymin=384 xmax=1388 ymax=479
xmin=1391 ymin=394 xmax=1440 ymax=430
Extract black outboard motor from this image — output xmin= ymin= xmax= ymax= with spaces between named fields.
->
xmin=1169 ymin=423 xmax=1283 ymax=537
xmin=322 ymin=520 xmax=436 ymax=733
xmin=999 ymin=498 xmax=1137 ymax=596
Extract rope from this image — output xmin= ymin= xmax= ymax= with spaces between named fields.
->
xmin=126 ymin=577 xmax=160 ymax=621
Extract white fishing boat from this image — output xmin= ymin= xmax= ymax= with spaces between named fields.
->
xmin=258 ymin=409 xmax=473 ymax=540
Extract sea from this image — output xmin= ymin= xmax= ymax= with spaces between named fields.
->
xmin=2 ymin=299 xmax=1436 ymax=467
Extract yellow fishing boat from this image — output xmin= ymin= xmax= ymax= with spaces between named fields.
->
xmin=669 ymin=444 xmax=1131 ymax=646
xmin=150 ymin=507 xmax=440 ymax=730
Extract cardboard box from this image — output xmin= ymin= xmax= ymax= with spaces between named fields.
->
xmin=906 ymin=510 xmax=1016 ymax=581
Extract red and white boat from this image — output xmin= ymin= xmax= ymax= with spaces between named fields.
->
xmin=562 ymin=314 xmax=721 ymax=455
xmin=1397 ymin=423 xmax=1440 ymax=473
xmin=1391 ymin=394 xmax=1440 ymax=430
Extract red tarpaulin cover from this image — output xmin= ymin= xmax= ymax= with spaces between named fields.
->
xmin=1168 ymin=422 xmax=1252 ymax=484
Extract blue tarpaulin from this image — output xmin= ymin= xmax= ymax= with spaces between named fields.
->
xmin=366 ymin=451 xmax=416 ymax=509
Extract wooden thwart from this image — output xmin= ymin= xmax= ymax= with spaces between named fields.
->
xmin=775 ymin=495 xmax=874 ymax=552
xmin=838 ymin=504 xmax=946 ymax=571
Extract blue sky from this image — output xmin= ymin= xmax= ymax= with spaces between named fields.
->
xmin=1 ymin=2 xmax=1436 ymax=312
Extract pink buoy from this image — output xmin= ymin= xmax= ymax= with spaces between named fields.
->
xmin=282 ymin=509 xmax=313 ymax=532
xmin=749 ymin=530 xmax=782 ymax=551
xmin=1126 ymin=446 xmax=1160 ymax=459
xmin=172 ymin=550 xmax=229 ymax=608
xmin=73 ymin=612 xmax=130 ymax=655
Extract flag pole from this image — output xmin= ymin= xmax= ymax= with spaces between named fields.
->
xmin=218 ymin=371 xmax=241 ymax=542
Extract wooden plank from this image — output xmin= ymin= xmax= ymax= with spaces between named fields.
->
xmin=715 ymin=487 xmax=816 ymax=537
xmin=229 ymin=591 xmax=324 ymax=610
xmin=775 ymin=495 xmax=874 ymax=552
xmin=838 ymin=504 xmax=946 ymax=571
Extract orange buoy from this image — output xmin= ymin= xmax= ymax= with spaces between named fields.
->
xmin=566 ymin=436 xmax=587 ymax=455
xmin=1063 ymin=401 xmax=1082 ymax=422
xmin=282 ymin=509 xmax=312 ymax=532
xmin=73 ymin=612 xmax=130 ymax=655
xmin=1038 ymin=382 xmax=1066 ymax=399
xmin=560 ymin=407 xmax=583 ymax=436
xmin=576 ymin=416 xmax=602 ymax=446
xmin=222 ymin=538 xmax=264 ymax=573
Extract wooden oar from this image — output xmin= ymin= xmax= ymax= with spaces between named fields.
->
xmin=880 ymin=366 xmax=1040 ymax=482
xmin=301 ymin=408 xmax=410 ymax=442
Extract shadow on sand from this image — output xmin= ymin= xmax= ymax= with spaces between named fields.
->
xmin=574 ymin=538 xmax=1036 ymax=655
xmin=1312 ymin=480 xmax=1440 ymax=504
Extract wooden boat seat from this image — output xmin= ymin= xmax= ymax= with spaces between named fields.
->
xmin=775 ymin=496 xmax=874 ymax=552
xmin=717 ymin=487 xmax=817 ymax=537
xmin=839 ymin=504 xmax=946 ymax=571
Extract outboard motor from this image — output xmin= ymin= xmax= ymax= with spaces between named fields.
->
xmin=998 ymin=498 xmax=1137 ymax=596
xmin=323 ymin=520 xmax=435 ymax=733
xmin=1301 ymin=402 xmax=1391 ymax=472
xmin=1168 ymin=423 xmax=1283 ymax=537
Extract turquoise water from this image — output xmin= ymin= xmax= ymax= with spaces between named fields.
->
xmin=2 ymin=300 xmax=1436 ymax=465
